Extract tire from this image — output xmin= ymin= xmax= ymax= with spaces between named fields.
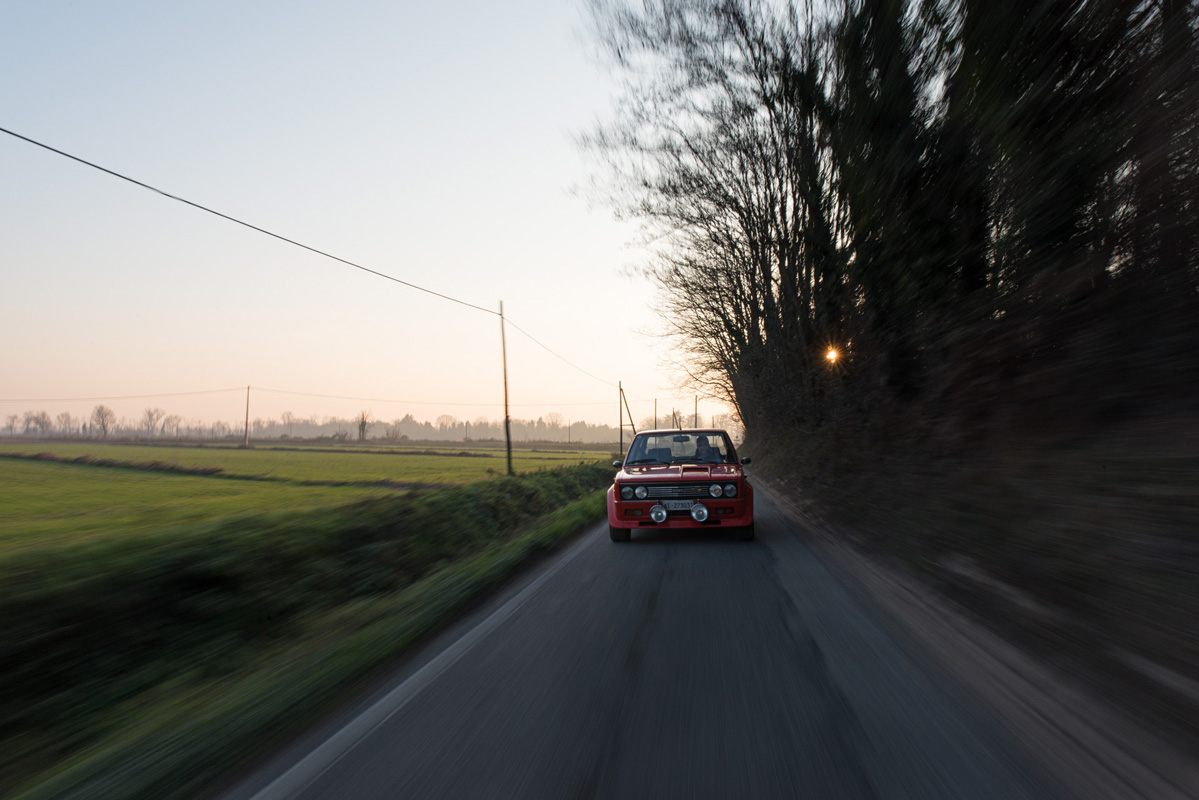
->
xmin=737 ymin=523 xmax=755 ymax=542
xmin=610 ymin=525 xmax=630 ymax=542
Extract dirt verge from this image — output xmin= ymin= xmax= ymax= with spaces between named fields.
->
xmin=760 ymin=481 xmax=1199 ymax=800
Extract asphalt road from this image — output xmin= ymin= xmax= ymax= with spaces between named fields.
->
xmin=227 ymin=491 xmax=1057 ymax=800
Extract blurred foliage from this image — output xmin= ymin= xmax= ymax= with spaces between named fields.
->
xmin=13 ymin=492 xmax=608 ymax=800
xmin=589 ymin=0 xmax=1199 ymax=741
xmin=588 ymin=0 xmax=1198 ymax=423
xmin=0 ymin=464 xmax=610 ymax=796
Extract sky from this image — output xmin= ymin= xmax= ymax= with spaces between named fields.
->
xmin=1 ymin=0 xmax=728 ymax=432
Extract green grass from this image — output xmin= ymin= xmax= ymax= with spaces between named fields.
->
xmin=12 ymin=490 xmax=607 ymax=800
xmin=0 ymin=459 xmax=391 ymax=545
xmin=0 ymin=441 xmax=601 ymax=485
xmin=1 ymin=464 xmax=612 ymax=798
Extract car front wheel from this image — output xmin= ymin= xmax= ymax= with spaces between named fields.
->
xmin=609 ymin=525 xmax=630 ymax=542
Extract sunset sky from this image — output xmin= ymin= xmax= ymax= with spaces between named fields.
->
xmin=1 ymin=0 xmax=727 ymax=431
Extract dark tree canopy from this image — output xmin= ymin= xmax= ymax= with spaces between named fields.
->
xmin=587 ymin=0 xmax=1199 ymax=433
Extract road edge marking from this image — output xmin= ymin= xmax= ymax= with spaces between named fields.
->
xmin=245 ymin=523 xmax=604 ymax=800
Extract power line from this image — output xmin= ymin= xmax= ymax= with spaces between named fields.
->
xmin=254 ymin=387 xmax=498 ymax=407
xmin=0 ymin=385 xmax=615 ymax=408
xmin=1 ymin=125 xmax=643 ymax=399
xmin=0 ymin=388 xmax=244 ymax=402
xmin=254 ymin=387 xmax=613 ymax=408
xmin=503 ymin=318 xmax=618 ymax=388
xmin=0 ymin=126 xmax=498 ymax=316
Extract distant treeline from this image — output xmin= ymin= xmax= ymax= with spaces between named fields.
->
xmin=5 ymin=406 xmax=744 ymax=444
xmin=3 ymin=409 xmax=634 ymax=444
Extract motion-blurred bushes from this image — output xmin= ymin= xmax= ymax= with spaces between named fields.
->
xmin=0 ymin=463 xmax=610 ymax=793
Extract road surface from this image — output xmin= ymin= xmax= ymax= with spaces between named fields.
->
xmin=225 ymin=491 xmax=1057 ymax=799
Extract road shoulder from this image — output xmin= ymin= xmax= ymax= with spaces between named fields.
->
xmin=758 ymin=481 xmax=1198 ymax=800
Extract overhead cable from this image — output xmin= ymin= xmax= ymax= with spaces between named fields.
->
xmin=0 ymin=387 xmax=244 ymax=402
xmin=254 ymin=386 xmax=613 ymax=408
xmin=1 ymin=385 xmax=613 ymax=408
xmin=0 ymin=126 xmax=497 ymax=316
xmin=502 ymin=318 xmax=617 ymax=388
xmin=0 ymin=125 xmax=638 ymax=395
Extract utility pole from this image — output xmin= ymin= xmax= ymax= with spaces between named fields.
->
xmin=243 ymin=385 xmax=250 ymax=447
xmin=500 ymin=302 xmax=513 ymax=476
xmin=654 ymin=399 xmax=657 ymax=429
xmin=694 ymin=396 xmax=698 ymax=427
xmin=618 ymin=381 xmax=623 ymax=456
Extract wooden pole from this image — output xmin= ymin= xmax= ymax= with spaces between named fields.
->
xmin=618 ymin=381 xmax=623 ymax=456
xmin=243 ymin=385 xmax=250 ymax=447
xmin=622 ymin=389 xmax=637 ymax=436
xmin=500 ymin=302 xmax=513 ymax=476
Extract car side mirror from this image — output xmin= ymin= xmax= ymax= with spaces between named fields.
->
xmin=612 ymin=460 xmax=623 ymax=468
xmin=740 ymin=457 xmax=751 ymax=465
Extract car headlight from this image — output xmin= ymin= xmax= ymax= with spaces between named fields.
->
xmin=634 ymin=486 xmax=648 ymax=499
xmin=620 ymin=485 xmax=634 ymax=500
xmin=708 ymin=483 xmax=723 ymax=497
xmin=723 ymin=483 xmax=737 ymax=497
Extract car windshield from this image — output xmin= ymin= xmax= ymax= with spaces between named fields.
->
xmin=625 ymin=432 xmax=735 ymax=465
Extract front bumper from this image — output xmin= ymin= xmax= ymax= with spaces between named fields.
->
xmin=606 ymin=485 xmax=754 ymax=530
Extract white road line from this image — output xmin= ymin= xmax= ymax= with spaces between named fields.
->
xmin=245 ymin=524 xmax=605 ymax=800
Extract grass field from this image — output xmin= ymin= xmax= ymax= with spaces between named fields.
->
xmin=0 ymin=459 xmax=397 ymax=545
xmin=0 ymin=440 xmax=610 ymax=549
xmin=1 ymin=440 xmax=614 ymax=797
xmin=0 ymin=441 xmax=604 ymax=485
xmin=2 ymin=462 xmax=612 ymax=799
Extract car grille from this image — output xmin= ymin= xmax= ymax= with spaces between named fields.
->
xmin=643 ymin=484 xmax=711 ymax=499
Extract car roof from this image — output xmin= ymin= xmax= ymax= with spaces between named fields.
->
xmin=635 ymin=428 xmax=730 ymax=436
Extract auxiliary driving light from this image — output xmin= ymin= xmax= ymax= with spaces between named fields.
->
xmin=649 ymin=504 xmax=668 ymax=523
xmin=690 ymin=503 xmax=709 ymax=522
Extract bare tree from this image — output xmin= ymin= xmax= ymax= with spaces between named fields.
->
xmin=56 ymin=412 xmax=75 ymax=436
xmin=91 ymin=405 xmax=116 ymax=438
xmin=5 ymin=414 xmax=19 ymax=436
xmin=161 ymin=415 xmax=182 ymax=438
xmin=142 ymin=407 xmax=166 ymax=438
xmin=355 ymin=410 xmax=374 ymax=441
xmin=24 ymin=410 xmax=52 ymax=435
xmin=281 ymin=411 xmax=296 ymax=438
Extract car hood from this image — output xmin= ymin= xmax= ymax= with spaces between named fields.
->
xmin=617 ymin=464 xmax=744 ymax=482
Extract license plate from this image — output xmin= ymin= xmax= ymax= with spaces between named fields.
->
xmin=663 ymin=500 xmax=694 ymax=511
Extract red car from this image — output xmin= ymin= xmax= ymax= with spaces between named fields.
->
xmin=607 ymin=428 xmax=754 ymax=542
